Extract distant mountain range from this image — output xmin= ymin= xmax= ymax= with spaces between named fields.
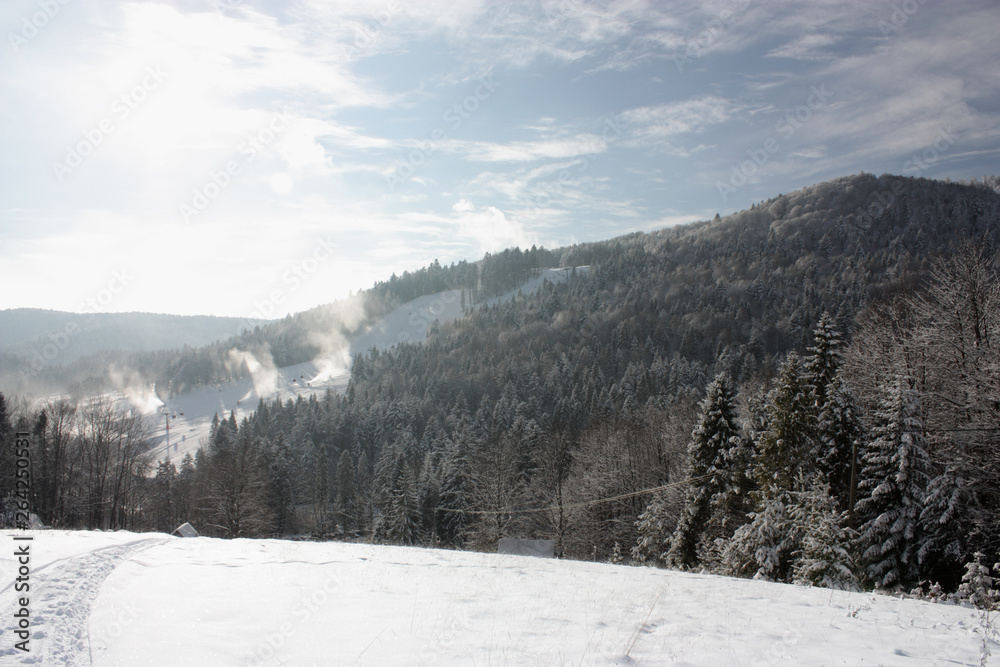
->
xmin=0 ymin=310 xmax=265 ymax=389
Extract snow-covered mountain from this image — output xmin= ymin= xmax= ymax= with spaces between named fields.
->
xmin=148 ymin=266 xmax=587 ymax=462
xmin=0 ymin=529 xmax=990 ymax=665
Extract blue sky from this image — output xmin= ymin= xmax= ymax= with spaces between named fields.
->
xmin=2 ymin=0 xmax=999 ymax=318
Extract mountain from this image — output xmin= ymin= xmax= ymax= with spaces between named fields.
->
xmin=0 ymin=308 xmax=266 ymax=367
xmin=4 ymin=173 xmax=999 ymax=595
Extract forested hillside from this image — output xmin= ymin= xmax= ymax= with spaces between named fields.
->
xmin=4 ymin=173 xmax=999 ymax=598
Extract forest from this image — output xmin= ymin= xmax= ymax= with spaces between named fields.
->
xmin=2 ymin=173 xmax=998 ymax=599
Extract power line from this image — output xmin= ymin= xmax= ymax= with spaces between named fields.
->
xmin=438 ymin=472 xmax=717 ymax=516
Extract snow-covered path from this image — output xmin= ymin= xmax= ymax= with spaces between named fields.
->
xmin=1 ymin=531 xmax=994 ymax=665
xmin=0 ymin=535 xmax=166 ymax=665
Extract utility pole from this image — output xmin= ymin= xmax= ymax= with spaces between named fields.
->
xmin=847 ymin=437 xmax=858 ymax=529
xmin=161 ymin=406 xmax=170 ymax=461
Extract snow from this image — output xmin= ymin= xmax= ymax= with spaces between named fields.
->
xmin=147 ymin=267 xmax=588 ymax=463
xmin=1 ymin=530 xmax=993 ymax=666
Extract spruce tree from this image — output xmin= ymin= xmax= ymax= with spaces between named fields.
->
xmin=335 ymin=448 xmax=357 ymax=532
xmin=633 ymin=492 xmax=671 ymax=565
xmin=805 ymin=314 xmax=860 ymax=512
xmin=666 ymin=373 xmax=743 ymax=569
xmin=918 ymin=467 xmax=973 ymax=589
xmin=816 ymin=375 xmax=861 ymax=512
xmin=306 ymin=436 xmax=330 ymax=533
xmin=855 ymin=378 xmax=930 ymax=589
xmin=755 ymin=353 xmax=815 ymax=495
xmin=791 ymin=478 xmax=859 ymax=590
xmin=436 ymin=440 xmax=469 ymax=547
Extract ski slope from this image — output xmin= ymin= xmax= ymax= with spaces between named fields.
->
xmin=0 ymin=530 xmax=992 ymax=666
xmin=148 ymin=267 xmax=588 ymax=462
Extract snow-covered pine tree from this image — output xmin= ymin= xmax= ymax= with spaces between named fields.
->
xmin=816 ymin=375 xmax=861 ymax=513
xmin=436 ymin=439 xmax=469 ymax=548
xmin=806 ymin=313 xmax=841 ymax=410
xmin=265 ymin=436 xmax=295 ymax=535
xmin=306 ymin=436 xmax=330 ymax=533
xmin=919 ymin=467 xmax=974 ymax=589
xmin=633 ymin=492 xmax=671 ymax=565
xmin=722 ymin=489 xmax=801 ymax=581
xmin=804 ymin=314 xmax=863 ymax=514
xmin=855 ymin=378 xmax=930 ymax=589
xmin=755 ymin=353 xmax=816 ymax=496
xmin=335 ymin=448 xmax=357 ymax=532
xmin=791 ymin=477 xmax=859 ymax=590
xmin=666 ymin=373 xmax=743 ymax=569
xmin=373 ymin=446 xmax=423 ymax=545
xmin=151 ymin=459 xmax=178 ymax=532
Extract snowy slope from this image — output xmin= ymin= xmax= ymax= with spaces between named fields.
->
xmin=0 ymin=530 xmax=993 ymax=666
xmin=146 ymin=267 xmax=588 ymax=462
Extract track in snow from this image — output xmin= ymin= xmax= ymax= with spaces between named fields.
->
xmin=0 ymin=538 xmax=165 ymax=666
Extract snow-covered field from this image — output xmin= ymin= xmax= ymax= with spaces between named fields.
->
xmin=1 ymin=530 xmax=992 ymax=666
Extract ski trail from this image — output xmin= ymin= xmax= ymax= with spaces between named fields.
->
xmin=1 ymin=537 xmax=166 ymax=666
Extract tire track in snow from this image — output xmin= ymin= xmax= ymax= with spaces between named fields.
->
xmin=1 ymin=537 xmax=166 ymax=666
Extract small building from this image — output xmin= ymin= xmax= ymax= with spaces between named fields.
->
xmin=172 ymin=522 xmax=199 ymax=538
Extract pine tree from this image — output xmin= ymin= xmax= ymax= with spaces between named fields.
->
xmin=806 ymin=313 xmax=841 ymax=410
xmin=633 ymin=492 xmax=671 ymax=565
xmin=436 ymin=440 xmax=469 ymax=547
xmin=722 ymin=490 xmax=801 ymax=581
xmin=151 ymin=460 xmax=178 ymax=532
xmin=919 ymin=467 xmax=974 ymax=589
xmin=306 ymin=436 xmax=330 ymax=533
xmin=265 ymin=437 xmax=295 ymax=535
xmin=855 ymin=378 xmax=930 ymax=589
xmin=816 ymin=375 xmax=861 ymax=512
xmin=805 ymin=314 xmax=861 ymax=513
xmin=791 ymin=479 xmax=859 ymax=590
xmin=755 ymin=353 xmax=816 ymax=495
xmin=374 ymin=446 xmax=423 ymax=545
xmin=666 ymin=373 xmax=743 ymax=569
xmin=335 ymin=448 xmax=357 ymax=532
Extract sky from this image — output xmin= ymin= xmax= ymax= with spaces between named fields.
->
xmin=1 ymin=0 xmax=999 ymax=319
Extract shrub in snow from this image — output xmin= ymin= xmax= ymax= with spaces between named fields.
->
xmin=957 ymin=552 xmax=998 ymax=611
